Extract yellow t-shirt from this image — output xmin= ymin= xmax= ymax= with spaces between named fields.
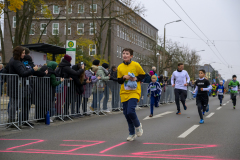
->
xmin=117 ymin=61 xmax=145 ymax=102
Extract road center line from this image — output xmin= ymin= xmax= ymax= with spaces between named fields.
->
xmin=216 ymin=107 xmax=222 ymax=110
xmin=206 ymin=112 xmax=215 ymax=118
xmin=178 ymin=125 xmax=199 ymax=138
xmin=143 ymin=111 xmax=174 ymax=120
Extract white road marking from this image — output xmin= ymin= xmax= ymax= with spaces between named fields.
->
xmin=216 ymin=107 xmax=222 ymax=110
xmin=143 ymin=111 xmax=174 ymax=120
xmin=206 ymin=112 xmax=215 ymax=118
xmin=223 ymin=104 xmax=226 ymax=106
xmin=178 ymin=125 xmax=199 ymax=138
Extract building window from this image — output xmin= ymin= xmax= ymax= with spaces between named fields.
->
xmin=117 ymin=25 xmax=119 ymax=37
xmin=68 ymin=5 xmax=72 ymax=14
xmin=89 ymin=22 xmax=96 ymax=35
xmin=117 ymin=45 xmax=119 ymax=57
xmin=40 ymin=23 xmax=47 ymax=35
xmin=65 ymin=5 xmax=72 ymax=14
xmin=78 ymin=4 xmax=84 ymax=13
xmin=119 ymin=26 xmax=122 ymax=38
xmin=90 ymin=4 xmax=97 ymax=13
xmin=29 ymin=23 xmax=35 ymax=35
xmin=117 ymin=7 xmax=119 ymax=15
xmin=77 ymin=23 xmax=84 ymax=35
xmin=13 ymin=16 xmax=16 ymax=28
xmin=64 ymin=23 xmax=71 ymax=35
xmin=53 ymin=5 xmax=59 ymax=14
xmin=121 ymin=27 xmax=124 ymax=39
xmin=118 ymin=46 xmax=122 ymax=58
xmin=89 ymin=44 xmax=96 ymax=56
xmin=52 ymin=23 xmax=59 ymax=35
xmin=124 ymin=29 xmax=127 ymax=40
xmin=41 ymin=5 xmax=48 ymax=14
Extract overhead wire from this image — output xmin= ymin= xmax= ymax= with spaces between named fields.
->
xmin=174 ymin=0 xmax=233 ymax=74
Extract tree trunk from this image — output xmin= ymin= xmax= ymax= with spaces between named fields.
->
xmin=0 ymin=24 xmax=5 ymax=63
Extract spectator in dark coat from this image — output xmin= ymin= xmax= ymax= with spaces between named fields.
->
xmin=142 ymin=73 xmax=151 ymax=84
xmin=58 ymin=54 xmax=84 ymax=116
xmin=72 ymin=62 xmax=91 ymax=117
xmin=8 ymin=46 xmax=38 ymax=123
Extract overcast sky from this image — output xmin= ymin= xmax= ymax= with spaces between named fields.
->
xmin=136 ymin=0 xmax=240 ymax=80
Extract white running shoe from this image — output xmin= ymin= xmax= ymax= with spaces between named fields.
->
xmin=103 ymin=109 xmax=111 ymax=113
xmin=136 ymin=123 xmax=143 ymax=137
xmin=127 ymin=134 xmax=137 ymax=141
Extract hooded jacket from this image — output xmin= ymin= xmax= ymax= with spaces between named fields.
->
xmin=46 ymin=61 xmax=61 ymax=101
xmin=93 ymin=66 xmax=110 ymax=92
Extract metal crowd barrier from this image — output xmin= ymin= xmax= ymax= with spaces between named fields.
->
xmin=0 ymin=74 xmax=196 ymax=130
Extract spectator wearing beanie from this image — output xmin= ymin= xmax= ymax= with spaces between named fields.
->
xmin=58 ymin=54 xmax=85 ymax=116
xmin=91 ymin=63 xmax=110 ymax=112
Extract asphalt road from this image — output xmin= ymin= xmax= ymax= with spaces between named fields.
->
xmin=0 ymin=95 xmax=240 ymax=160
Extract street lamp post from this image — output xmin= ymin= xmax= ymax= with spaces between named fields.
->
xmin=156 ymin=53 xmax=160 ymax=75
xmin=66 ymin=0 xmax=69 ymax=45
xmin=163 ymin=20 xmax=181 ymax=71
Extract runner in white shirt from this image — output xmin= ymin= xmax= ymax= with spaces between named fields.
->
xmin=171 ymin=63 xmax=190 ymax=114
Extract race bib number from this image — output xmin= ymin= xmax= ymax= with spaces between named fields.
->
xmin=232 ymin=86 xmax=238 ymax=91
xmin=124 ymin=81 xmax=136 ymax=90
xmin=151 ymin=86 xmax=157 ymax=91
xmin=218 ymin=89 xmax=222 ymax=93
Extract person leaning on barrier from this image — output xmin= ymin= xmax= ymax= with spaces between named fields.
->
xmin=72 ymin=62 xmax=91 ymax=117
xmin=58 ymin=54 xmax=84 ymax=116
xmin=91 ymin=63 xmax=110 ymax=111
xmin=8 ymin=46 xmax=39 ymax=123
xmin=46 ymin=61 xmax=64 ymax=121
xmin=84 ymin=65 xmax=100 ymax=114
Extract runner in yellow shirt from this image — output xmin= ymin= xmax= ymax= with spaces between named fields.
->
xmin=117 ymin=48 xmax=145 ymax=141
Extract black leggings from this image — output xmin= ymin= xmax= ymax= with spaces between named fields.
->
xmin=231 ymin=93 xmax=237 ymax=106
xmin=174 ymin=89 xmax=187 ymax=111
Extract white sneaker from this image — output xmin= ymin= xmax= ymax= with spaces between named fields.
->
xmin=127 ymin=134 xmax=137 ymax=141
xmin=136 ymin=123 xmax=143 ymax=137
xmin=103 ymin=109 xmax=110 ymax=113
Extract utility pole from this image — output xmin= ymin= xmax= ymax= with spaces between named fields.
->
xmin=66 ymin=0 xmax=69 ymax=46
xmin=163 ymin=20 xmax=181 ymax=71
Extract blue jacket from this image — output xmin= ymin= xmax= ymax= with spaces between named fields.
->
xmin=142 ymin=73 xmax=151 ymax=83
xmin=216 ymin=85 xmax=224 ymax=95
xmin=148 ymin=82 xmax=162 ymax=96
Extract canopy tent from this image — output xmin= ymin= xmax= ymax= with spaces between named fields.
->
xmin=21 ymin=43 xmax=66 ymax=61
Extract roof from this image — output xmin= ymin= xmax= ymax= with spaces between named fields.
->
xmin=21 ymin=43 xmax=66 ymax=55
